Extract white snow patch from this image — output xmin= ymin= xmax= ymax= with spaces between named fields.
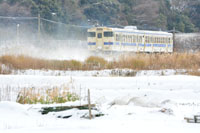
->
xmin=0 ymin=72 xmax=200 ymax=132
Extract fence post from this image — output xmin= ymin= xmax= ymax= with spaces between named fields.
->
xmin=88 ymin=89 xmax=92 ymax=119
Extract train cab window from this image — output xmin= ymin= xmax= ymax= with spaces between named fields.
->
xmin=88 ymin=32 xmax=96 ymax=37
xmin=98 ymin=33 xmax=102 ymax=38
xmin=104 ymin=32 xmax=113 ymax=37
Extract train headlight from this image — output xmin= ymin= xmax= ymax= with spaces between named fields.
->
xmin=97 ymin=46 xmax=102 ymax=50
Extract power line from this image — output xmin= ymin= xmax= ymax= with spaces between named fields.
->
xmin=40 ymin=18 xmax=89 ymax=28
xmin=0 ymin=16 xmax=37 ymax=20
xmin=0 ymin=15 xmax=90 ymax=28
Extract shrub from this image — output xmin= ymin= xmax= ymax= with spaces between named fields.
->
xmin=85 ymin=56 xmax=107 ymax=69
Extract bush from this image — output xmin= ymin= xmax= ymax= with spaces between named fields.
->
xmin=85 ymin=56 xmax=107 ymax=69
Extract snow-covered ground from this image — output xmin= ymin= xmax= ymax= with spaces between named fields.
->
xmin=12 ymin=69 xmax=188 ymax=77
xmin=0 ymin=71 xmax=200 ymax=133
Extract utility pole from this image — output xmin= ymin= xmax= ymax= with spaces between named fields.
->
xmin=38 ymin=14 xmax=41 ymax=40
xmin=173 ymin=27 xmax=176 ymax=52
xmin=16 ymin=24 xmax=20 ymax=44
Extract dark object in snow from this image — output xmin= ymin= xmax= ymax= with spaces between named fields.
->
xmin=159 ymin=108 xmax=173 ymax=115
xmin=184 ymin=115 xmax=200 ymax=123
xmin=81 ymin=112 xmax=105 ymax=119
xmin=40 ymin=104 xmax=96 ymax=115
xmin=58 ymin=115 xmax=72 ymax=119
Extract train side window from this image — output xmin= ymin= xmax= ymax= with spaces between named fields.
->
xmin=116 ymin=34 xmax=120 ymax=41
xmin=150 ymin=37 xmax=152 ymax=43
xmin=129 ymin=35 xmax=132 ymax=43
xmin=88 ymin=32 xmax=96 ymax=37
xmin=133 ymin=35 xmax=135 ymax=42
xmin=122 ymin=35 xmax=125 ymax=42
xmin=131 ymin=35 xmax=132 ymax=43
xmin=146 ymin=36 xmax=149 ymax=43
xmin=140 ymin=36 xmax=143 ymax=43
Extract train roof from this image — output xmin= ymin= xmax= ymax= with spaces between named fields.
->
xmin=88 ymin=27 xmax=173 ymax=36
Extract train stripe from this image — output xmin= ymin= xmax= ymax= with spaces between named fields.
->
xmin=145 ymin=44 xmax=152 ymax=47
xmin=88 ymin=42 xmax=96 ymax=45
xmin=88 ymin=42 xmax=171 ymax=48
xmin=153 ymin=44 xmax=166 ymax=47
xmin=122 ymin=43 xmax=136 ymax=46
xmin=104 ymin=42 xmax=114 ymax=45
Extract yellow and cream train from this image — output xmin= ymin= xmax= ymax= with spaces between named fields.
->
xmin=87 ymin=26 xmax=173 ymax=53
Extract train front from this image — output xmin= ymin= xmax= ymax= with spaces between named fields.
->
xmin=87 ymin=27 xmax=114 ymax=52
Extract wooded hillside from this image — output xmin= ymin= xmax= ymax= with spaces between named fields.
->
xmin=0 ymin=0 xmax=199 ymax=33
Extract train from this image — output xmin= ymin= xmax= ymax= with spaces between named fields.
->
xmin=87 ymin=26 xmax=173 ymax=53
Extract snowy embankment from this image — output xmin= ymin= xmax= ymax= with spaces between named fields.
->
xmin=12 ymin=69 xmax=187 ymax=77
xmin=0 ymin=72 xmax=200 ymax=133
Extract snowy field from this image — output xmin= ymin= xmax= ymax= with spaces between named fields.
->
xmin=0 ymin=70 xmax=200 ymax=133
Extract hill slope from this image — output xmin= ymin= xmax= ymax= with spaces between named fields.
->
xmin=0 ymin=0 xmax=199 ymax=32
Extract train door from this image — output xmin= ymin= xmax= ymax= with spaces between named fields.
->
xmin=96 ymin=29 xmax=104 ymax=50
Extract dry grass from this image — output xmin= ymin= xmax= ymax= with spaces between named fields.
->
xmin=0 ymin=77 xmax=80 ymax=104
xmin=113 ymin=53 xmax=200 ymax=70
xmin=187 ymin=69 xmax=200 ymax=76
xmin=16 ymin=86 xmax=79 ymax=104
xmin=0 ymin=53 xmax=200 ymax=73
xmin=0 ymin=55 xmax=82 ymax=72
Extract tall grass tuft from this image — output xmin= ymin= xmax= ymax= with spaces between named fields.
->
xmin=16 ymin=86 xmax=79 ymax=104
xmin=85 ymin=56 xmax=107 ymax=70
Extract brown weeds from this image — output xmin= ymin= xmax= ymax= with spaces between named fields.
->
xmin=16 ymin=85 xmax=79 ymax=104
xmin=0 ymin=53 xmax=200 ymax=72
